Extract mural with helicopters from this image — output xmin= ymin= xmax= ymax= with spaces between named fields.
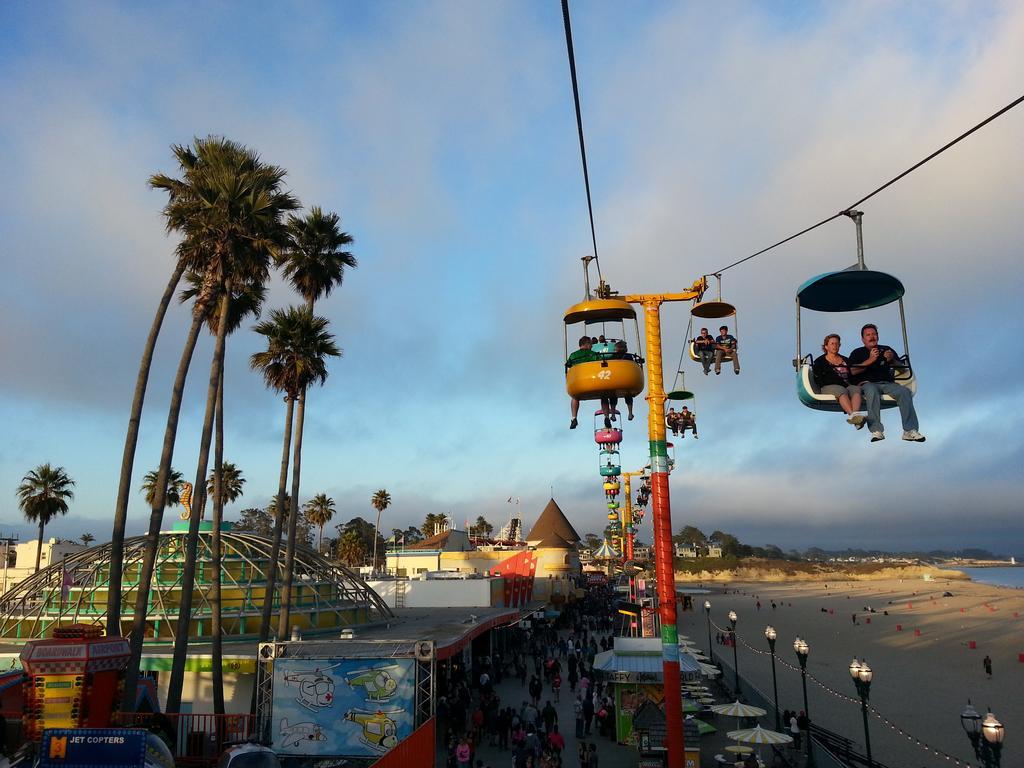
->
xmin=272 ymin=658 xmax=416 ymax=756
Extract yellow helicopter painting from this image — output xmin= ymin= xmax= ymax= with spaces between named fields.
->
xmin=344 ymin=708 xmax=401 ymax=752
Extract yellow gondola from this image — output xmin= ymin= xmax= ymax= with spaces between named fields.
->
xmin=564 ymin=295 xmax=644 ymax=401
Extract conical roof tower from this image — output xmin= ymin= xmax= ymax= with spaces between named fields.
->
xmin=526 ymin=498 xmax=581 ymax=546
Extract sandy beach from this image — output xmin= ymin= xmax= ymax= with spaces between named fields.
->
xmin=679 ymin=576 xmax=1022 ymax=767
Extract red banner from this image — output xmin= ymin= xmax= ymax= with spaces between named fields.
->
xmin=495 ymin=551 xmax=538 ymax=607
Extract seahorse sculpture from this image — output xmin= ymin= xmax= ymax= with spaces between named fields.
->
xmin=179 ymin=481 xmax=193 ymax=521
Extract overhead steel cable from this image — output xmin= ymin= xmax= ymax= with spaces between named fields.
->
xmin=561 ymin=0 xmax=602 ymax=282
xmin=709 ymin=92 xmax=1024 ymax=276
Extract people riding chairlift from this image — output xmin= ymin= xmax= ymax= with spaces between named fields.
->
xmin=566 ymin=336 xmax=612 ymax=429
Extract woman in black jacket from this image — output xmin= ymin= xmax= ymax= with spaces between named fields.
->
xmin=812 ymin=334 xmax=865 ymax=427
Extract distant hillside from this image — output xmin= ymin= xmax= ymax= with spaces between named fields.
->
xmin=673 ymin=557 xmax=969 ymax=582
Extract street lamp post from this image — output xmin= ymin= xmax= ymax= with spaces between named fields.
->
xmin=728 ymin=610 xmax=739 ymax=695
xmin=765 ymin=625 xmax=780 ymax=731
xmin=704 ymin=600 xmax=713 ymax=658
xmin=849 ymin=659 xmax=874 ymax=767
xmin=961 ymin=701 xmax=1005 ymax=768
xmin=794 ymin=637 xmax=814 ymax=766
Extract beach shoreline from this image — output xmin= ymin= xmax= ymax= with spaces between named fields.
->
xmin=679 ymin=577 xmax=1021 ymax=766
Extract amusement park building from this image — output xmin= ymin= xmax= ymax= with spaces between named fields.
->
xmin=383 ymin=498 xmax=582 ymax=599
xmin=0 ymin=521 xmax=392 ymax=712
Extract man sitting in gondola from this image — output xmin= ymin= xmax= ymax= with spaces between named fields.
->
xmin=666 ymin=407 xmax=681 ymax=436
xmin=714 ymin=325 xmax=740 ymax=375
xmin=677 ymin=406 xmax=698 ymax=439
xmin=605 ymin=340 xmax=635 ymax=421
xmin=849 ymin=323 xmax=925 ymax=443
xmin=693 ymin=326 xmax=716 ymax=375
xmin=569 ymin=335 xmax=606 ymax=430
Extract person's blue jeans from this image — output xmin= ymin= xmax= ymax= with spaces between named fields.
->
xmin=697 ymin=349 xmax=714 ymax=373
xmin=861 ymin=381 xmax=918 ymax=433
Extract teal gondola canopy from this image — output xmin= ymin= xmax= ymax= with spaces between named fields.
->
xmin=797 ymin=269 xmax=904 ymax=312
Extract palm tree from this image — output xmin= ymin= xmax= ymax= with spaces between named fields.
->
xmin=140 ymin=468 xmax=185 ymax=508
xmin=421 ymin=512 xmax=448 ymax=538
xmin=107 ymin=164 xmax=206 ymax=637
xmin=250 ymin=309 xmax=341 ymax=640
xmin=273 ymin=208 xmax=355 ymax=639
xmin=206 ymin=462 xmax=246 ymax=513
xmin=80 ymin=533 xmax=95 ymax=547
xmin=303 ymin=494 xmax=336 ymax=552
xmin=336 ymin=530 xmax=366 ymax=567
xmin=185 ymin=275 xmax=263 ymax=716
xmin=142 ymin=137 xmax=297 ymax=717
xmin=370 ymin=490 xmax=391 ymax=573
xmin=120 ymin=139 xmax=255 ymax=702
xmin=16 ymin=465 xmax=75 ymax=572
xmin=279 ymin=207 xmax=356 ymax=312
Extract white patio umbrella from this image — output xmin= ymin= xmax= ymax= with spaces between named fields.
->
xmin=727 ymin=725 xmax=794 ymax=763
xmin=711 ymin=702 xmax=767 ymax=718
xmin=698 ymin=662 xmax=721 ymax=678
xmin=711 ymin=700 xmax=768 ymax=733
xmin=726 ymin=726 xmax=793 ymax=745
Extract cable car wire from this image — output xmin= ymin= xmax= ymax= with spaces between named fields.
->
xmin=708 ymin=92 xmax=1024 ymax=276
xmin=561 ymin=0 xmax=602 ymax=282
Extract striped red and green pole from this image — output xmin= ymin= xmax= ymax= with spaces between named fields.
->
xmin=641 ymin=297 xmax=685 ymax=768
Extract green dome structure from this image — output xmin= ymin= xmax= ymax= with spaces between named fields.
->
xmin=0 ymin=522 xmax=391 ymax=643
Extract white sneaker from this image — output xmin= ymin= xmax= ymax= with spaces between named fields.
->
xmin=902 ymin=430 xmax=926 ymax=442
xmin=870 ymin=431 xmax=885 ymax=442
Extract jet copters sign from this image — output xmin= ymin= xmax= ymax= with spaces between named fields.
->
xmin=271 ymin=658 xmax=415 ymax=756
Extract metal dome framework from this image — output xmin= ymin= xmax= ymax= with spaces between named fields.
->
xmin=0 ymin=528 xmax=392 ymax=642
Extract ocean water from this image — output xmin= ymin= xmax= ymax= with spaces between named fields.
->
xmin=957 ymin=566 xmax=1024 ymax=588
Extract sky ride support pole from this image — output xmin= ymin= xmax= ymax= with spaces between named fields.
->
xmin=640 ymin=296 xmax=685 ymax=768
xmin=622 ymin=474 xmax=634 ymax=562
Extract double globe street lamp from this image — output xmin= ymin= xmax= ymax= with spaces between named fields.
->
xmin=961 ymin=700 xmax=1005 ymax=767
xmin=849 ymin=658 xmax=874 ymax=768
xmin=728 ymin=610 xmax=740 ymax=694
xmin=794 ymin=637 xmax=814 ymax=766
xmin=765 ymin=625 xmax=780 ymax=731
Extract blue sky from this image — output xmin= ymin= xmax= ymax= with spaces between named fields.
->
xmin=1 ymin=1 xmax=1022 ymax=555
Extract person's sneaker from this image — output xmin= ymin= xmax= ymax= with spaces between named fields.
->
xmin=715 ymin=370 xmax=721 ymax=375
xmin=870 ymin=431 xmax=885 ymax=442
xmin=694 ymin=434 xmax=699 ymax=439
xmin=855 ymin=420 xmax=866 ymax=430
xmin=902 ymin=430 xmax=926 ymax=442
xmin=569 ymin=418 xmax=578 ymax=430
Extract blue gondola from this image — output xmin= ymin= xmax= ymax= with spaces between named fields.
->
xmin=795 ymin=212 xmax=917 ymax=412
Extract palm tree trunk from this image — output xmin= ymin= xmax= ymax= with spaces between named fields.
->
xmin=35 ymin=520 xmax=45 ymax=573
xmin=318 ymin=524 xmax=324 ymax=553
xmin=257 ymin=396 xmax=294 ymax=643
xmin=165 ymin=283 xmax=232 ymax=715
xmin=372 ymin=510 xmax=381 ymax=573
xmin=122 ymin=311 xmax=205 ymax=710
xmin=275 ymin=295 xmax=318 ymax=636
xmin=107 ymin=263 xmax=185 ymax=636
xmin=276 ymin=386 xmax=307 ymax=638
xmin=210 ymin=368 xmax=225 ymax=716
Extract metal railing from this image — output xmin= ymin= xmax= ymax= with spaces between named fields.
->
xmin=713 ymin=653 xmax=891 ymax=768
xmin=115 ymin=711 xmax=256 ymax=765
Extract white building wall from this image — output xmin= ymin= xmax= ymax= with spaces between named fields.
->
xmin=366 ymin=578 xmax=495 ymax=609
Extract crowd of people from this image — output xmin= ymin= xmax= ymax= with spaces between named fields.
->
xmin=438 ymin=583 xmax=622 ymax=768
